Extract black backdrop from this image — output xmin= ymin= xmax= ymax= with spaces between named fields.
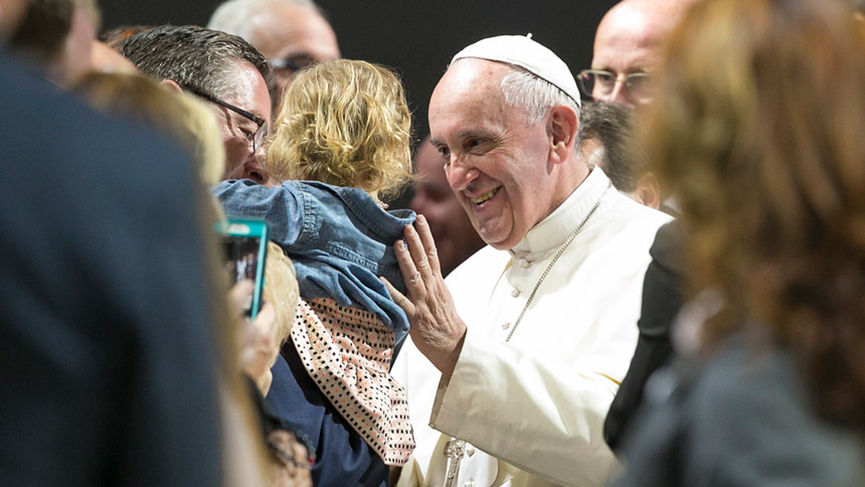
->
xmin=101 ymin=0 xmax=617 ymax=141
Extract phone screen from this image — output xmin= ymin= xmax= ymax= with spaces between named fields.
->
xmin=217 ymin=219 xmax=268 ymax=319
xmin=223 ymin=235 xmax=261 ymax=283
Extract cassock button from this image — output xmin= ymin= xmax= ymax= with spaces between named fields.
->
xmin=501 ymin=322 xmax=511 ymax=330
xmin=511 ymin=288 xmax=520 ymax=297
xmin=464 ymin=482 xmax=475 ymax=487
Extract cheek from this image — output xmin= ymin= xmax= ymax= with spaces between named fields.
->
xmin=222 ymin=137 xmax=251 ymax=175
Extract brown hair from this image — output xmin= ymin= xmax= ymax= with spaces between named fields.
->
xmin=643 ymin=0 xmax=865 ymax=428
xmin=266 ymin=59 xmax=412 ymax=199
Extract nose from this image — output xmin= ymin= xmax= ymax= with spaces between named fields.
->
xmin=598 ymin=79 xmax=635 ymax=108
xmin=445 ymin=157 xmax=480 ymax=192
xmin=244 ymin=151 xmax=268 ymax=184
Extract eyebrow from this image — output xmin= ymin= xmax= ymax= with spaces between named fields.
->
xmin=430 ymin=128 xmax=498 ymax=147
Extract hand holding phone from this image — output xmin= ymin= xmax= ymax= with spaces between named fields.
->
xmin=216 ymin=219 xmax=268 ymax=319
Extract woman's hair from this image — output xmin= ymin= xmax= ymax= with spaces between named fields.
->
xmin=643 ymin=0 xmax=865 ymax=428
xmin=267 ymin=59 xmax=412 ymax=199
xmin=74 ymin=72 xmax=225 ymax=186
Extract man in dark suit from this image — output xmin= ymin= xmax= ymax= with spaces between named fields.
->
xmin=604 ymin=221 xmax=682 ymax=450
xmin=0 ymin=43 xmax=225 ymax=485
xmin=580 ymin=0 xmax=694 ymax=451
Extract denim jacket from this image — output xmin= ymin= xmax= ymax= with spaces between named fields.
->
xmin=213 ymin=179 xmax=415 ymax=347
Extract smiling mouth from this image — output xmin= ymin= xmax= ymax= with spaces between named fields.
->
xmin=471 ymin=188 xmax=498 ymax=204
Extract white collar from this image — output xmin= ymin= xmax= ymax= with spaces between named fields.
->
xmin=509 ymin=167 xmax=611 ymax=258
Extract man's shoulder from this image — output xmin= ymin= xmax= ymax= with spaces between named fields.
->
xmin=606 ymin=190 xmax=674 ymax=228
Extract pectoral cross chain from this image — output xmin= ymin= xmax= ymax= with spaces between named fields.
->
xmin=443 ymin=439 xmax=466 ymax=487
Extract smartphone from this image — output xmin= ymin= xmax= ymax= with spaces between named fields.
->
xmin=216 ymin=219 xmax=268 ymax=319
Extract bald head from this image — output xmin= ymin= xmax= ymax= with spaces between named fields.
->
xmin=208 ymin=0 xmax=339 ymax=93
xmin=591 ymin=0 xmax=695 ymax=106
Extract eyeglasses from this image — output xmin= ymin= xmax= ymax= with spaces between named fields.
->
xmin=268 ymin=54 xmax=319 ymax=76
xmin=577 ymin=69 xmax=653 ymax=102
xmin=184 ymin=86 xmax=268 ymax=153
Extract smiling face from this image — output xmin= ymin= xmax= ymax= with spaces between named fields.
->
xmin=216 ymin=61 xmax=273 ymax=183
xmin=410 ymin=137 xmax=485 ymax=275
xmin=429 ymin=59 xmax=562 ymax=251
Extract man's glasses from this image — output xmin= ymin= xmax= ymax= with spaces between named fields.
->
xmin=184 ymin=86 xmax=267 ymax=153
xmin=577 ymin=69 xmax=653 ymax=102
xmin=268 ymin=55 xmax=319 ymax=76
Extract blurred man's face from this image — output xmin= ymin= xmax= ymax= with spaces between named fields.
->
xmin=591 ymin=4 xmax=663 ymax=108
xmin=248 ymin=3 xmax=339 ymax=94
xmin=213 ymin=62 xmax=273 ymax=184
xmin=410 ymin=138 xmax=485 ymax=276
xmin=591 ymin=0 xmax=695 ymax=108
xmin=60 ymin=7 xmax=96 ymax=83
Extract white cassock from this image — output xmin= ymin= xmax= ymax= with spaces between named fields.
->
xmin=394 ymin=168 xmax=672 ymax=487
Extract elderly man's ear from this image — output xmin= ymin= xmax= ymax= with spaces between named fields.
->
xmin=548 ymin=105 xmax=579 ymax=163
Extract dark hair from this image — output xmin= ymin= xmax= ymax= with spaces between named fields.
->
xmin=119 ymin=24 xmax=276 ymax=105
xmin=7 ymin=0 xmax=73 ymax=65
xmin=579 ymin=101 xmax=643 ymax=193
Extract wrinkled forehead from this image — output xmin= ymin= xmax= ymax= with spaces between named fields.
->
xmin=432 ymin=58 xmax=510 ymax=108
xmin=220 ymin=61 xmax=273 ymax=124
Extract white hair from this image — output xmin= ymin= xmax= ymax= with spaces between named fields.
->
xmin=207 ymin=0 xmax=319 ymax=41
xmin=500 ymin=67 xmax=580 ymax=126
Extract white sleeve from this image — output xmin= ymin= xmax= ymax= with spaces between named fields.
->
xmin=429 ymin=324 xmax=621 ymax=487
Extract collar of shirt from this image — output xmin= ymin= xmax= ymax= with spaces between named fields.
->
xmin=509 ymin=166 xmax=611 ymax=258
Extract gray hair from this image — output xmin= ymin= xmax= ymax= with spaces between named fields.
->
xmin=119 ymin=25 xmax=275 ymax=102
xmin=207 ymin=0 xmax=320 ymax=41
xmin=500 ymin=66 xmax=582 ymax=144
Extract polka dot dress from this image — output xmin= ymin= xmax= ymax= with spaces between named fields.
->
xmin=291 ymin=298 xmax=415 ymax=465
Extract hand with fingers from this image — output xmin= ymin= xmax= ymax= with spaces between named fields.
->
xmin=229 ymin=280 xmax=280 ymax=394
xmin=381 ymin=215 xmax=467 ymax=380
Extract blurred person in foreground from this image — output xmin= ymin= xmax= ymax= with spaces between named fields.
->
xmin=6 ymin=0 xmax=98 ymax=85
xmin=388 ymin=35 xmax=671 ymax=487
xmin=214 ymin=59 xmax=416 ymax=487
xmin=120 ymin=25 xmax=276 ymax=185
xmin=0 ymin=2 xmax=269 ymax=484
xmin=73 ymin=71 xmax=311 ymax=487
xmin=208 ymin=0 xmax=340 ymax=100
xmin=410 ymin=136 xmax=485 ymax=277
xmin=89 ymin=40 xmax=136 ymax=73
xmin=615 ymin=0 xmax=865 ymax=485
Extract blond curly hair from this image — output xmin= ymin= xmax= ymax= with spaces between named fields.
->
xmin=266 ymin=59 xmax=412 ymax=198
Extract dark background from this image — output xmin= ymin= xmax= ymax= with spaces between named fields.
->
xmin=101 ymin=0 xmax=617 ymax=141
